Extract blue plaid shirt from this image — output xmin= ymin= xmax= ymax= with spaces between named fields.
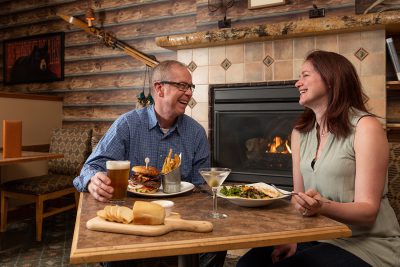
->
xmin=73 ymin=105 xmax=210 ymax=191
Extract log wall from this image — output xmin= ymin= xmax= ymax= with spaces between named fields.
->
xmin=0 ymin=0 xmax=354 ymax=139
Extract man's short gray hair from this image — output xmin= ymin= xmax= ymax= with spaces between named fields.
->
xmin=151 ymin=60 xmax=188 ymax=83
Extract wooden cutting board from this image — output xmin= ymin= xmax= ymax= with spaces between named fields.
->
xmin=86 ymin=215 xmax=213 ymax=236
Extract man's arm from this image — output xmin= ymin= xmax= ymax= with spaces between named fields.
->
xmin=73 ymin=115 xmax=131 ymax=197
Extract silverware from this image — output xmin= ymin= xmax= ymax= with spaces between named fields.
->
xmin=271 ymin=184 xmax=330 ymax=204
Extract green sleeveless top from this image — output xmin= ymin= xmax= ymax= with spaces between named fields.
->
xmin=300 ymin=109 xmax=400 ymax=267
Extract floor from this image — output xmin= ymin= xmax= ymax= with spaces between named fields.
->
xmin=0 ymin=208 xmax=243 ymax=267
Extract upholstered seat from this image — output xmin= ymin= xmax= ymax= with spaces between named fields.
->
xmin=1 ymin=174 xmax=74 ymax=195
xmin=388 ymin=143 xmax=400 ymax=223
xmin=0 ymin=128 xmax=92 ymax=241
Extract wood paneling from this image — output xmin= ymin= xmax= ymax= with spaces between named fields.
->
xmin=63 ymin=106 xmax=134 ymax=121
xmin=196 ymin=0 xmax=354 ymax=30
xmin=0 ymin=0 xmax=358 ymax=138
xmin=61 ymin=89 xmax=140 ymax=105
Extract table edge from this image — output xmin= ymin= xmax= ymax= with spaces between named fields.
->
xmin=70 ymin=223 xmax=351 ymax=264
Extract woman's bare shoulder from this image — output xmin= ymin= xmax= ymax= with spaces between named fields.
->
xmin=356 ymin=115 xmax=384 ymax=132
xmin=355 ymin=115 xmax=388 ymax=149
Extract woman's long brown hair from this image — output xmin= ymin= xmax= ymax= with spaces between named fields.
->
xmin=294 ymin=50 xmax=369 ymax=138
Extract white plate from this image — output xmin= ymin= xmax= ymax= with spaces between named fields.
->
xmin=127 ymin=181 xmax=195 ymax=197
xmin=217 ymin=182 xmax=290 ymax=207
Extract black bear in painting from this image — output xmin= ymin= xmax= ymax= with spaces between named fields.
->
xmin=10 ymin=43 xmax=58 ymax=84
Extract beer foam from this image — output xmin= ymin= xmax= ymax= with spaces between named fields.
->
xmin=106 ymin=160 xmax=130 ymax=170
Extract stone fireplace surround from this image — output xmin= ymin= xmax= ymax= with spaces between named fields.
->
xmin=156 ymin=11 xmax=400 ymax=134
xmin=174 ymin=29 xmax=386 ymax=134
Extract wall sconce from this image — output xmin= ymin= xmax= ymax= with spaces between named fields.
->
xmin=208 ymin=0 xmax=234 ymax=29
xmin=85 ymin=0 xmax=95 ymax=27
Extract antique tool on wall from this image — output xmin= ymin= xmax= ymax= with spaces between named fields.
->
xmin=57 ymin=13 xmax=159 ymax=68
xmin=57 ymin=12 xmax=158 ymax=107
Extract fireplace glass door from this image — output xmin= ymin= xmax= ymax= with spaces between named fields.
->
xmin=211 ymin=83 xmax=303 ymax=187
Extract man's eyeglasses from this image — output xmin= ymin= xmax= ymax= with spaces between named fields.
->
xmin=158 ymin=81 xmax=195 ymax=93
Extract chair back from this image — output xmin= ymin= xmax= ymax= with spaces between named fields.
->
xmin=48 ymin=128 xmax=92 ymax=176
xmin=388 ymin=143 xmax=400 ymax=223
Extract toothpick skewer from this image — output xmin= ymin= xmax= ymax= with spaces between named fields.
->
xmin=145 ymin=157 xmax=150 ymax=169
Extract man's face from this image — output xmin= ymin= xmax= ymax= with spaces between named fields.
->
xmin=155 ymin=65 xmax=194 ymax=118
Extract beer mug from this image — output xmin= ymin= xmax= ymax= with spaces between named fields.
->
xmin=106 ymin=160 xmax=130 ymax=202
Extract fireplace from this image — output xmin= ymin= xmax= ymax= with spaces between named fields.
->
xmin=209 ymin=82 xmax=303 ymax=189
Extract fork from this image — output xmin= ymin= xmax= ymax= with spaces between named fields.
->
xmin=271 ymin=184 xmax=330 ymax=204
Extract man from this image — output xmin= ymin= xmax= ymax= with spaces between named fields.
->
xmin=73 ymin=60 xmax=226 ymax=267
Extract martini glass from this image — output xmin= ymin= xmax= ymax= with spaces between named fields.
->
xmin=199 ymin=167 xmax=231 ymax=219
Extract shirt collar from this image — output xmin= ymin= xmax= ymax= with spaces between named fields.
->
xmin=147 ymin=105 xmax=182 ymax=135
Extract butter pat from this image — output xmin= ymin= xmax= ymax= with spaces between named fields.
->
xmin=133 ymin=201 xmax=166 ymax=225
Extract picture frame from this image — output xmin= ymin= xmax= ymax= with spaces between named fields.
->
xmin=3 ymin=32 xmax=64 ymax=85
xmin=248 ymin=0 xmax=286 ymax=9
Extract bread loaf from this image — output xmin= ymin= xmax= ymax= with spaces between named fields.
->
xmin=133 ymin=201 xmax=166 ymax=225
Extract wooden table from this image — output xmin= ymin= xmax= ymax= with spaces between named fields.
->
xmin=70 ymin=191 xmax=351 ymax=265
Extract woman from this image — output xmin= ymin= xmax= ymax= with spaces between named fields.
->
xmin=237 ymin=50 xmax=400 ymax=267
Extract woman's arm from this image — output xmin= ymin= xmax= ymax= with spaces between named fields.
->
xmin=320 ymin=116 xmax=388 ymax=226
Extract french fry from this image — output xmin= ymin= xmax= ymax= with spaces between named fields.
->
xmin=173 ymin=154 xmax=180 ymax=169
xmin=161 ymin=149 xmax=181 ymax=174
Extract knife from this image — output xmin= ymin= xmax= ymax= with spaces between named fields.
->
xmin=57 ymin=13 xmax=159 ymax=68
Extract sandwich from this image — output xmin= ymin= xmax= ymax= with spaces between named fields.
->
xmin=129 ymin=166 xmax=161 ymax=194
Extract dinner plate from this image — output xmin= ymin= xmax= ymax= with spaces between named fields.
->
xmin=127 ymin=181 xmax=195 ymax=197
xmin=217 ymin=182 xmax=290 ymax=207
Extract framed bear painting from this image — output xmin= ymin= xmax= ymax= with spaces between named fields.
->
xmin=3 ymin=32 xmax=64 ymax=85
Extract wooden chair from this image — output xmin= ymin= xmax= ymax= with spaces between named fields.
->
xmin=0 ymin=128 xmax=92 ymax=241
xmin=388 ymin=142 xmax=400 ymax=223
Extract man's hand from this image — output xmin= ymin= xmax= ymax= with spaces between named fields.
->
xmin=88 ymin=172 xmax=113 ymax=202
xmin=271 ymin=243 xmax=297 ymax=263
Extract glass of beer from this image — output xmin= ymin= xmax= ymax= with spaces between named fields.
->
xmin=106 ymin=160 xmax=130 ymax=203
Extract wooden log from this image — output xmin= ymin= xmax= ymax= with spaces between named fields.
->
xmin=65 ymin=57 xmax=146 ymax=75
xmin=0 ymin=0 xmax=194 ymax=26
xmin=65 ymin=39 xmax=172 ymax=61
xmin=0 ymin=13 xmax=195 ymax=41
xmin=61 ymin=89 xmax=141 ymax=105
xmin=1 ymin=73 xmax=146 ymax=93
xmin=64 ymin=52 xmax=175 ymax=76
xmin=0 ymin=0 xmax=77 ymax=16
xmin=63 ymin=106 xmax=134 ymax=120
xmin=65 ymin=35 xmax=162 ymax=53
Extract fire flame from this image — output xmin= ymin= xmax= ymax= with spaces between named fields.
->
xmin=266 ymin=136 xmax=291 ymax=154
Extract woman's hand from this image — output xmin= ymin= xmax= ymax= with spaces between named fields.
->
xmin=88 ymin=172 xmax=114 ymax=202
xmin=293 ymin=189 xmax=327 ymax=216
xmin=271 ymin=243 xmax=297 ymax=263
